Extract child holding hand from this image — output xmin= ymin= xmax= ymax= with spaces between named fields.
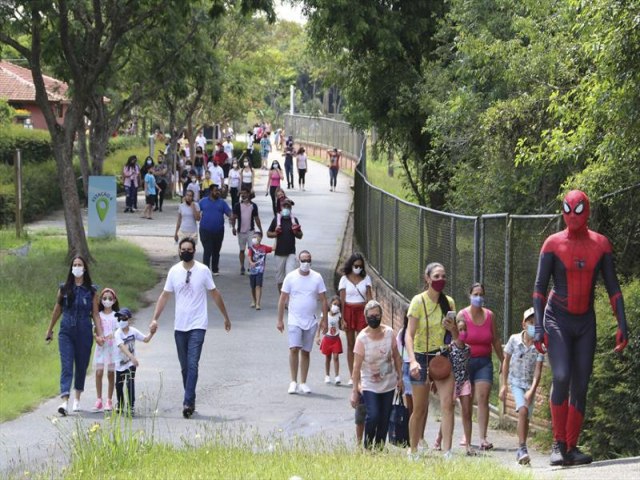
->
xmin=93 ymin=288 xmax=120 ymax=411
xmin=114 ymin=308 xmax=156 ymax=415
xmin=247 ymin=232 xmax=273 ymax=310
xmin=318 ymin=296 xmax=344 ymax=385
xmin=500 ymin=307 xmax=544 ymax=465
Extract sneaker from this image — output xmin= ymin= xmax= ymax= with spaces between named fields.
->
xmin=348 ymin=378 xmax=354 ymax=386
xmin=550 ymin=441 xmax=567 ymax=466
xmin=407 ymin=450 xmax=421 ymax=462
xmin=288 ymin=381 xmax=298 ymax=394
xmin=94 ymin=398 xmax=103 ymax=411
xmin=104 ymin=399 xmax=113 ymax=411
xmin=57 ymin=401 xmax=68 ymax=416
xmin=182 ymin=405 xmax=194 ymax=419
xmin=213 ymin=271 xmax=220 ymax=276
xmin=516 ymin=446 xmax=530 ymax=465
xmin=564 ymin=447 xmax=592 ymax=466
xmin=72 ymin=399 xmax=80 ymax=412
xmin=334 ymin=376 xmax=341 ymax=385
xmin=255 ymin=305 xmax=261 ymax=310
xmin=240 ymin=267 xmax=245 ymax=275
xmin=250 ymin=301 xmax=256 ymax=308
xmin=417 ymin=439 xmax=428 ymax=451
xmin=443 ymin=450 xmax=454 ymax=460
xmin=298 ymin=383 xmax=311 ymax=394
xmin=324 ymin=375 xmax=331 ymax=384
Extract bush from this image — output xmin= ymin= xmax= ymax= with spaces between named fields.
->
xmin=0 ymin=99 xmax=15 ymax=125
xmin=105 ymin=135 xmax=146 ymax=156
xmin=0 ymin=124 xmax=52 ymax=164
xmin=581 ymin=280 xmax=640 ymax=459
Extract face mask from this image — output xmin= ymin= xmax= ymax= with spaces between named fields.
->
xmin=251 ymin=238 xmax=259 ymax=246
xmin=366 ymin=315 xmax=381 ymax=329
xmin=470 ymin=295 xmax=484 ymax=307
xmin=244 ymin=161 xmax=249 ymax=167
xmin=242 ymin=197 xmax=249 ymax=203
xmin=273 ymin=163 xmax=279 ymax=168
xmin=526 ymin=325 xmax=536 ymax=338
xmin=281 ymin=208 xmax=291 ymax=217
xmin=352 ymin=267 xmax=362 ymax=275
xmin=180 ymin=251 xmax=195 ymax=262
xmin=71 ymin=266 xmax=84 ymax=278
xmin=233 ymin=163 xmax=238 ymax=168
xmin=299 ymin=261 xmax=311 ymax=273
xmin=147 ymin=160 xmax=152 ymax=165
xmin=330 ymin=304 xmax=340 ymax=314
xmin=458 ymin=330 xmax=468 ymax=342
xmin=431 ymin=279 xmax=446 ymax=292
xmin=102 ymin=299 xmax=114 ymax=308
xmin=117 ymin=320 xmax=129 ymax=329
xmin=191 ymin=177 xmax=196 ymax=182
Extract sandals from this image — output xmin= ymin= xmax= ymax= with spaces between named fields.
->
xmin=433 ymin=435 xmax=442 ymax=451
xmin=466 ymin=447 xmax=478 ymax=456
xmin=480 ymin=440 xmax=494 ymax=451
xmin=459 ymin=434 xmax=467 ymax=447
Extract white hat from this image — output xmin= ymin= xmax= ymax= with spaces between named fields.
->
xmin=523 ymin=307 xmax=535 ymax=321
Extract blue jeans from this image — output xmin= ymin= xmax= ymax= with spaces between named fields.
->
xmin=362 ymin=389 xmax=395 ymax=449
xmin=125 ymin=185 xmax=137 ymax=210
xmin=329 ymin=167 xmax=338 ymax=187
xmin=174 ymin=329 xmax=206 ymax=408
xmin=58 ymin=323 xmax=93 ymax=397
xmin=200 ymin=229 xmax=225 ymax=273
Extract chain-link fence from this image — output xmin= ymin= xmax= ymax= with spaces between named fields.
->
xmin=289 ymin=113 xmax=639 ymax=341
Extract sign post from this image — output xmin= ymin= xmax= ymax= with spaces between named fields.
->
xmin=88 ymin=176 xmax=117 ymax=237
xmin=14 ymin=149 xmax=23 ymax=238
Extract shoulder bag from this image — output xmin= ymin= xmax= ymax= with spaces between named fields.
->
xmin=421 ymin=295 xmax=452 ymax=381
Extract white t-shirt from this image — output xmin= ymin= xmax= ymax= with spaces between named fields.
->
xmin=178 ymin=202 xmax=201 ymax=233
xmin=296 ymin=153 xmax=307 ymax=170
xmin=208 ymin=163 xmax=224 ymax=187
xmin=281 ymin=269 xmax=327 ymax=330
xmin=326 ymin=312 xmax=341 ymax=337
xmin=338 ymin=274 xmax=372 ymax=304
xmin=196 ymin=135 xmax=207 ymax=151
xmin=223 ymin=141 xmax=234 ymax=159
xmin=114 ymin=326 xmax=146 ymax=372
xmin=163 ymin=261 xmax=215 ymax=331
xmin=228 ymin=168 xmax=241 ymax=189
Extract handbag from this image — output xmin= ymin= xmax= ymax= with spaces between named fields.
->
xmin=387 ymin=389 xmax=409 ymax=447
xmin=421 ymin=295 xmax=452 ymax=381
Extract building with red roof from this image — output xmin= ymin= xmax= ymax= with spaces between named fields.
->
xmin=0 ymin=61 xmax=69 ymax=129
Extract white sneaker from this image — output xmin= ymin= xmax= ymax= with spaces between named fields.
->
xmin=443 ymin=450 xmax=454 ymax=460
xmin=72 ymin=399 xmax=80 ymax=412
xmin=324 ymin=375 xmax=331 ymax=384
xmin=348 ymin=378 xmax=354 ymax=386
xmin=298 ymin=383 xmax=311 ymax=394
xmin=334 ymin=376 xmax=341 ymax=385
xmin=288 ymin=381 xmax=297 ymax=394
xmin=57 ymin=401 xmax=68 ymax=416
xmin=407 ymin=450 xmax=420 ymax=462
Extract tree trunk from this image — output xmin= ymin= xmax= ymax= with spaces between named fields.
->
xmin=77 ymin=126 xmax=90 ymax=202
xmin=89 ymin=100 xmax=112 ymax=176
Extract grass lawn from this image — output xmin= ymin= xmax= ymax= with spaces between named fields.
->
xmin=0 ymin=230 xmax=157 ymax=422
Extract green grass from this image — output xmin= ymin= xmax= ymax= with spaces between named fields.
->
xmin=33 ymin=420 xmax=532 ymax=480
xmin=0 ymin=230 xmax=157 ymax=421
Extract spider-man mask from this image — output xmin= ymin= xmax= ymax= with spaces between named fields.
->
xmin=562 ymin=190 xmax=590 ymax=233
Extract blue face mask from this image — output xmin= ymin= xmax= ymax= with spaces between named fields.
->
xmin=526 ymin=325 xmax=536 ymax=338
xmin=470 ymin=295 xmax=484 ymax=307
xmin=281 ymin=208 xmax=291 ymax=217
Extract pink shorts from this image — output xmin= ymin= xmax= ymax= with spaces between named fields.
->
xmin=320 ymin=335 xmax=343 ymax=355
xmin=455 ymin=379 xmax=472 ymax=399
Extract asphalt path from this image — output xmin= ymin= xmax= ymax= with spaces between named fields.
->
xmin=1 ymin=154 xmax=638 ymax=479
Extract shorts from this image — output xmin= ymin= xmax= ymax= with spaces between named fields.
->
xmin=410 ymin=352 xmax=445 ymax=385
xmin=510 ymin=384 xmax=535 ymax=418
xmin=468 ymin=356 xmax=493 ymax=384
xmin=275 ymin=254 xmax=297 ymax=284
xmin=402 ymin=362 xmax=413 ymax=396
xmin=355 ymin=396 xmax=366 ymax=425
xmin=146 ymin=194 xmax=156 ymax=205
xmin=237 ymin=230 xmax=253 ymax=250
xmin=288 ymin=324 xmax=318 ymax=352
xmin=320 ymin=335 xmax=343 ymax=355
xmin=250 ymin=273 xmax=264 ymax=288
xmin=455 ymin=379 xmax=472 ymax=399
xmin=343 ymin=303 xmax=367 ymax=332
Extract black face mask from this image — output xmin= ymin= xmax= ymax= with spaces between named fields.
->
xmin=366 ymin=315 xmax=381 ymax=329
xmin=180 ymin=251 xmax=194 ymax=262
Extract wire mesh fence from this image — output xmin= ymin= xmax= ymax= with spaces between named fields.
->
xmin=289 ymin=113 xmax=639 ymax=341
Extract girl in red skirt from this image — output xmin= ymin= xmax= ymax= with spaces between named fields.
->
xmin=319 ymin=296 xmax=344 ymax=384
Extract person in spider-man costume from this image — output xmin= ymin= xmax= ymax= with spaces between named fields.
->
xmin=533 ymin=190 xmax=629 ymax=466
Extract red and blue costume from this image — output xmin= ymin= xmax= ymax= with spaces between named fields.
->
xmin=533 ymin=190 xmax=629 ymax=466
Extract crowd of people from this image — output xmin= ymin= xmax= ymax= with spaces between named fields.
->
xmin=45 ymin=125 xmax=629 ymax=468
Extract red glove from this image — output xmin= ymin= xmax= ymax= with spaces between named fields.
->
xmin=614 ymin=328 xmax=628 ymax=353
xmin=534 ymin=332 xmax=548 ymax=355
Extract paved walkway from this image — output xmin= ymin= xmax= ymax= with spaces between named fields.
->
xmin=1 ymin=154 xmax=638 ymax=479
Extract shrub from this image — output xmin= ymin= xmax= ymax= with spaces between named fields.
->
xmin=0 ymin=124 xmax=52 ymax=164
xmin=0 ymin=99 xmax=15 ymax=125
xmin=105 ymin=135 xmax=146 ymax=156
xmin=581 ymin=280 xmax=640 ymax=459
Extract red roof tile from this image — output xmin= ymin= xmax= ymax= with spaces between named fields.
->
xmin=0 ymin=61 xmax=69 ymax=103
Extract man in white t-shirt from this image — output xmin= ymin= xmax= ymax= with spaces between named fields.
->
xmin=149 ymin=238 xmax=231 ymax=418
xmin=195 ymin=131 xmax=207 ymax=152
xmin=276 ymin=250 xmax=328 ymax=394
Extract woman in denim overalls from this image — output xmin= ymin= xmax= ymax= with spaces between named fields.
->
xmin=46 ymin=256 xmax=102 ymax=415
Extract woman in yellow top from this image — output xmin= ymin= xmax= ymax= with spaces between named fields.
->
xmin=405 ymin=262 xmax=458 ymax=459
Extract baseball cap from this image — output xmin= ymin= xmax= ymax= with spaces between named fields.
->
xmin=523 ymin=307 xmax=535 ymax=321
xmin=115 ymin=308 xmax=132 ymax=319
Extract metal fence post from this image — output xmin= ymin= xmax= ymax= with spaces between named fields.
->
xmin=450 ymin=217 xmax=457 ymax=297
xmin=419 ymin=208 xmax=425 ymax=287
xmin=473 ymin=217 xmax=481 ymax=283
xmin=394 ymin=198 xmax=399 ymax=288
xmin=503 ymin=214 xmax=513 ymax=344
xmin=14 ymin=149 xmax=23 ymax=238
xmin=378 ymin=191 xmax=384 ymax=277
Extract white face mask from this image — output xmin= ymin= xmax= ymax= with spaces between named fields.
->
xmin=352 ymin=267 xmax=362 ymax=275
xmin=251 ymin=238 xmax=259 ymax=246
xmin=71 ymin=266 xmax=84 ymax=278
xmin=102 ymin=299 xmax=114 ymax=308
xmin=330 ymin=304 xmax=340 ymax=314
xmin=299 ymin=261 xmax=311 ymax=273
xmin=117 ymin=320 xmax=129 ymax=329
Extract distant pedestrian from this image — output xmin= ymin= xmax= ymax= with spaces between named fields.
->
xmin=122 ymin=155 xmax=140 ymax=213
xmin=142 ymin=162 xmax=158 ymax=220
xmin=327 ymin=147 xmax=341 ymax=191
xmin=153 ymin=154 xmax=169 ymax=212
xmin=283 ymin=146 xmax=295 ymax=189
xmin=240 ymin=157 xmax=255 ymax=195
xmin=267 ymin=197 xmax=303 ymax=293
xmin=260 ymin=132 xmax=272 ymax=169
xmin=174 ymin=189 xmax=201 ymax=243
xmin=231 ymin=190 xmax=263 ymax=275
xmin=276 ymin=250 xmax=328 ymax=394
xmin=228 ymin=159 xmax=242 ymax=208
xmin=46 ymin=256 xmax=103 ymax=415
xmin=149 ymin=238 xmax=231 ymax=418
xmin=199 ymin=185 xmax=232 ymax=275
xmin=247 ymin=232 xmax=273 ymax=310
xmin=296 ymin=147 xmax=308 ymax=191
xmin=499 ymin=307 xmax=544 ymax=465
xmin=266 ymin=160 xmax=284 ymax=215
xmin=114 ymin=307 xmax=156 ymax=415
